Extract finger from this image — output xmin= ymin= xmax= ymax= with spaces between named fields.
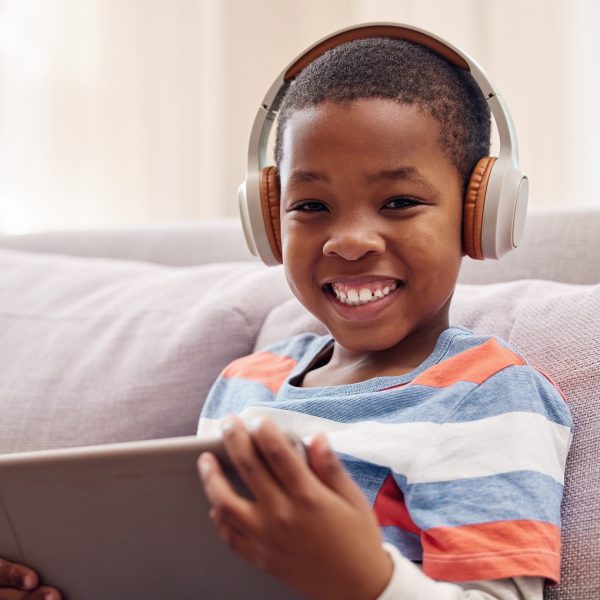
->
xmin=0 ymin=559 xmax=37 ymax=589
xmin=219 ymin=417 xmax=285 ymax=505
xmin=197 ymin=452 xmax=259 ymax=533
xmin=209 ymin=508 xmax=268 ymax=572
xmin=0 ymin=587 xmax=61 ymax=600
xmin=308 ymin=433 xmax=371 ymax=510
xmin=248 ymin=418 xmax=320 ymax=497
xmin=31 ymin=587 xmax=62 ymax=600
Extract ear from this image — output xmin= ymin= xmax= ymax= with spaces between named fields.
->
xmin=258 ymin=166 xmax=283 ymax=264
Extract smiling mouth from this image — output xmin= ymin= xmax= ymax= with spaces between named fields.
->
xmin=324 ymin=280 xmax=405 ymax=306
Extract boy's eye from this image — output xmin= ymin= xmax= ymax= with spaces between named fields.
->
xmin=383 ymin=196 xmax=421 ymax=210
xmin=291 ymin=200 xmax=327 ymax=212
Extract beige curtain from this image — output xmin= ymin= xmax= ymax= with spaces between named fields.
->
xmin=0 ymin=0 xmax=598 ymax=233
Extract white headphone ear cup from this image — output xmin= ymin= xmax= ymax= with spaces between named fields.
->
xmin=478 ymin=160 xmax=529 ymax=260
xmin=238 ymin=180 xmax=259 ymax=257
xmin=238 ymin=169 xmax=281 ymax=266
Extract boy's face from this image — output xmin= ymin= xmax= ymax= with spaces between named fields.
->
xmin=278 ymin=98 xmax=463 ymax=356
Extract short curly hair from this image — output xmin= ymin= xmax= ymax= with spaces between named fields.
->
xmin=274 ymin=37 xmax=491 ymax=190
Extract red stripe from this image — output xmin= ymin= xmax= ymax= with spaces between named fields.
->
xmin=422 ymin=520 xmax=561 ymax=583
xmin=221 ymin=351 xmax=297 ymax=394
xmin=411 ymin=338 xmax=524 ymax=388
xmin=373 ymin=473 xmax=421 ymax=536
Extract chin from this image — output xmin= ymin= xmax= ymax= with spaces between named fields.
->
xmin=331 ymin=328 xmax=407 ymax=354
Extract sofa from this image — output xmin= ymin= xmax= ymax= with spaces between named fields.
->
xmin=0 ymin=208 xmax=598 ymax=599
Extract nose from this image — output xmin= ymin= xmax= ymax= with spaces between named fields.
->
xmin=322 ymin=224 xmax=386 ymax=261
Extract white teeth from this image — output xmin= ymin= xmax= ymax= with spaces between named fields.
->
xmin=358 ymin=288 xmax=372 ymax=303
xmin=331 ymin=281 xmax=399 ymax=306
xmin=347 ymin=289 xmax=359 ymax=304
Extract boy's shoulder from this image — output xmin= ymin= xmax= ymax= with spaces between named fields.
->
xmin=434 ymin=326 xmax=526 ymax=374
xmin=438 ymin=326 xmax=555 ymax=375
xmin=219 ymin=332 xmax=330 ymax=383
xmin=439 ymin=327 xmax=572 ymax=427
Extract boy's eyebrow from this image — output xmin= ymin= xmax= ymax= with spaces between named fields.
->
xmin=365 ymin=166 xmax=432 ymax=186
xmin=288 ymin=167 xmax=436 ymax=191
xmin=288 ymin=169 xmax=330 ymax=184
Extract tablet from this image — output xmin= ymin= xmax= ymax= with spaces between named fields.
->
xmin=0 ymin=436 xmax=302 ymax=600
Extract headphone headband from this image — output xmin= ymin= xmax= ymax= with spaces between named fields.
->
xmin=239 ymin=22 xmax=528 ymax=265
xmin=284 ymin=25 xmax=469 ymax=80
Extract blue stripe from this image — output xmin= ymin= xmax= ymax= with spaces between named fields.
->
xmin=201 ymin=378 xmax=276 ymax=418
xmin=381 ymin=526 xmax=423 ymax=561
xmin=260 ymin=333 xmax=331 ymax=363
xmin=337 ymin=452 xmax=389 ymax=505
xmin=449 ymin=366 xmax=572 ymax=427
xmin=266 ymin=366 xmax=568 ymax=427
xmin=399 ymin=470 xmax=564 ymax=529
xmin=274 ymin=382 xmax=476 ymax=424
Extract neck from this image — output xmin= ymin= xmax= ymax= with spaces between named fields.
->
xmin=330 ymin=319 xmax=449 ymax=379
xmin=301 ymin=313 xmax=451 ymax=388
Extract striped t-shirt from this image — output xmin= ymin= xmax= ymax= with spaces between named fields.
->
xmin=197 ymin=326 xmax=572 ymax=584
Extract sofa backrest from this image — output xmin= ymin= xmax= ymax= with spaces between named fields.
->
xmin=459 ymin=208 xmax=600 ymax=285
xmin=0 ymin=219 xmax=255 ymax=266
xmin=1 ymin=208 xmax=599 ymax=285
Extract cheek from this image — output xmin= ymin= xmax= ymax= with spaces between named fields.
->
xmin=281 ymin=216 xmax=324 ymax=263
xmin=408 ymin=215 xmax=462 ymax=254
xmin=280 ymin=226 xmax=297 ymax=264
xmin=283 ymin=262 xmax=320 ymax=317
xmin=404 ymin=219 xmax=462 ymax=284
xmin=281 ymin=230 xmax=308 ymax=298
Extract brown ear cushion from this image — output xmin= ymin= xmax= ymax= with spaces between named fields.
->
xmin=463 ymin=156 xmax=496 ymax=260
xmin=258 ymin=166 xmax=283 ymax=264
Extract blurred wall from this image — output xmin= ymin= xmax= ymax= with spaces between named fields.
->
xmin=0 ymin=0 xmax=598 ymax=233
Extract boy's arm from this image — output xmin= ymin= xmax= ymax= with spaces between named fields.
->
xmin=198 ymin=418 xmax=543 ymax=600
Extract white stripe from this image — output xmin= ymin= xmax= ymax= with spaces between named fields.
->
xmin=198 ymin=408 xmax=571 ymax=485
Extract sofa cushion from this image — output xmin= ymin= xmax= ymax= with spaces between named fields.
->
xmin=0 ymin=249 xmax=291 ymax=454
xmin=256 ymin=280 xmax=600 ymax=600
xmin=453 ymin=282 xmax=600 ymax=600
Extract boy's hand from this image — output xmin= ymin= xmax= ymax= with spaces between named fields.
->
xmin=198 ymin=417 xmax=393 ymax=600
xmin=0 ymin=559 xmax=61 ymax=599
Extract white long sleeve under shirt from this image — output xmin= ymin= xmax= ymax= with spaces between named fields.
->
xmin=377 ymin=543 xmax=544 ymax=600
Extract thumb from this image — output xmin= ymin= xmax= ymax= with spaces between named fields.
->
xmin=308 ymin=433 xmax=370 ymax=510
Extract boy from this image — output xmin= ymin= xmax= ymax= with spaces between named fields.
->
xmin=197 ymin=32 xmax=572 ymax=600
xmin=0 ymin=28 xmax=571 ymax=600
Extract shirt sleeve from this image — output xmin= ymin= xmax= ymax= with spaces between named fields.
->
xmin=377 ymin=543 xmax=544 ymax=600
xmin=398 ymin=365 xmax=572 ymax=583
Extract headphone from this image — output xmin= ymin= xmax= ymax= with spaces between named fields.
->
xmin=238 ymin=23 xmax=528 ymax=265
